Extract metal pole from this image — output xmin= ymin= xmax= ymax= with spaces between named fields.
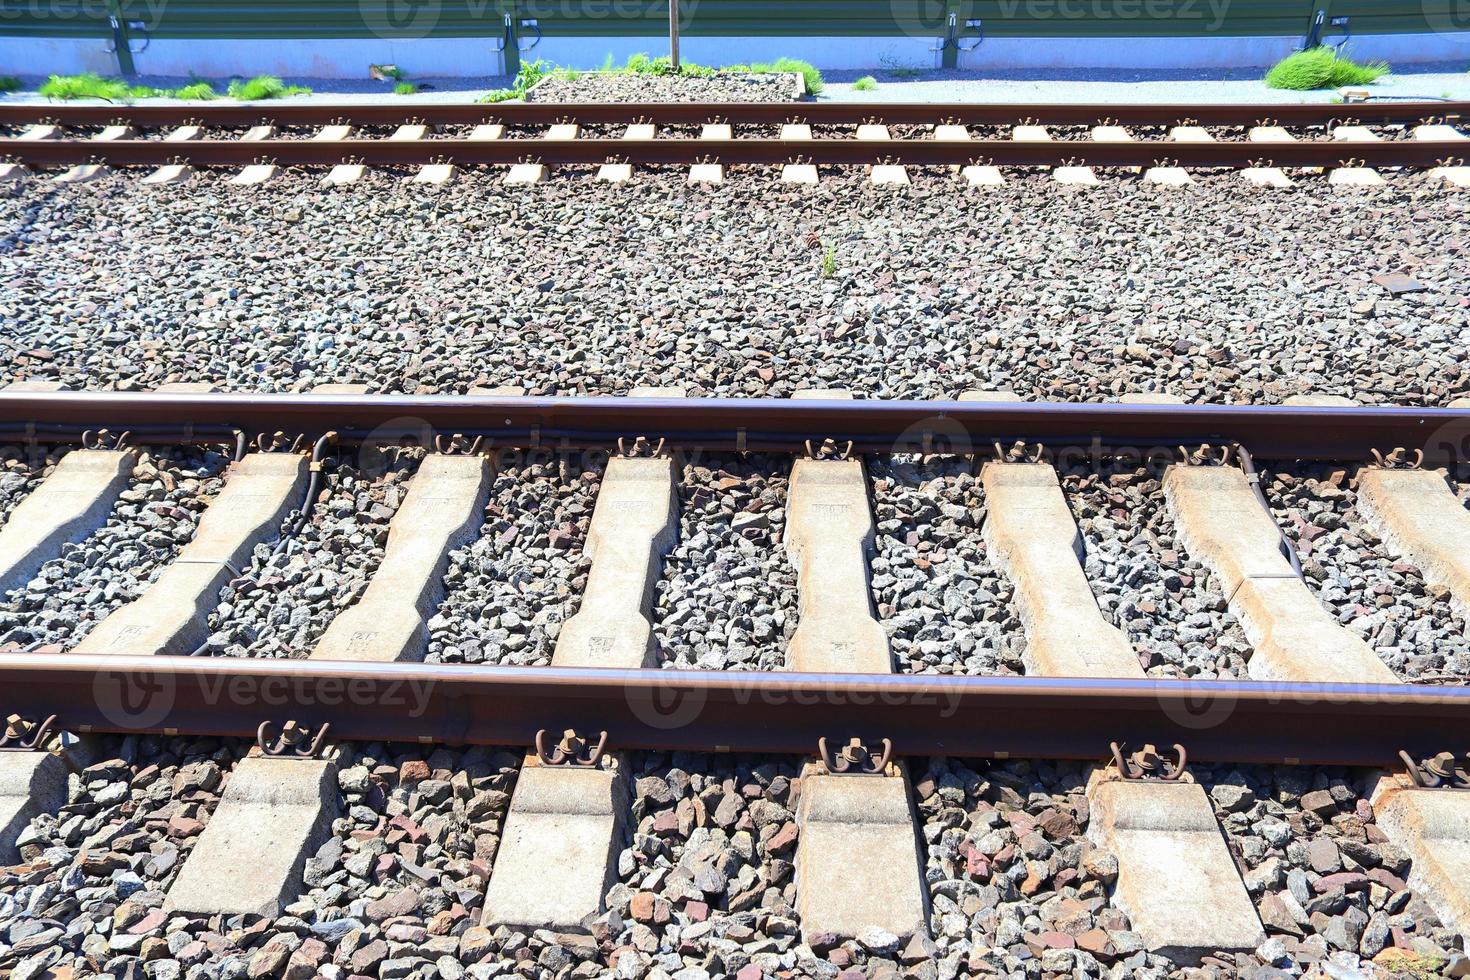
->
xmin=106 ymin=0 xmax=137 ymax=77
xmin=669 ymin=0 xmax=680 ymax=71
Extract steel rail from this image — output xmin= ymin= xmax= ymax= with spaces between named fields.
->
xmin=10 ymin=653 xmax=1470 ymax=767
xmin=0 ymin=100 xmax=1463 ymax=128
xmin=2 ymin=136 xmax=1465 ymax=170
xmin=1 ymin=392 xmax=1467 ymax=462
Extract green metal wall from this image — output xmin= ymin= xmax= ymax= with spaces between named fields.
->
xmin=0 ymin=0 xmax=113 ymax=37
xmin=0 ymin=0 xmax=1451 ymax=41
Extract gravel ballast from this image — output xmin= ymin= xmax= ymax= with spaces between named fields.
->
xmin=0 ymin=447 xmax=55 ymax=526
xmin=201 ymin=450 xmax=416 ymax=659
xmin=652 ymin=453 xmax=795 ymax=671
xmin=429 ymin=455 xmax=601 ymax=667
xmin=526 ymin=71 xmax=799 ymax=103
xmin=7 ymin=746 xmax=1458 ymax=980
xmin=1065 ymin=463 xmax=1254 ymax=679
xmin=3 ymin=122 xmax=1470 ymax=980
xmin=2 ymin=173 xmax=1466 ymax=404
xmin=870 ymin=456 xmax=1013 ymax=675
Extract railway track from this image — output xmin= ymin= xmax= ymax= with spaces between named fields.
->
xmin=1 ymin=100 xmax=1468 ymax=187
xmin=3 ymin=384 xmax=1470 ymax=974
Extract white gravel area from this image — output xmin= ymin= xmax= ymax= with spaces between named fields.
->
xmin=818 ymin=62 xmax=1470 ymax=103
xmin=527 ymin=72 xmax=798 ymax=103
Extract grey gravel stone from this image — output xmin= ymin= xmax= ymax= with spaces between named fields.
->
xmin=870 ymin=456 xmax=1011 ymax=675
xmin=3 ymin=174 xmax=1466 ymax=406
xmin=202 ymin=450 xmax=416 ymax=659
xmin=653 ymin=454 xmax=794 ymax=670
xmin=527 ymin=70 xmax=798 ymax=104
xmin=428 ymin=456 xmax=600 ymax=666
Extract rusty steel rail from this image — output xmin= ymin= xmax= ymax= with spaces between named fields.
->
xmin=2 ymin=136 xmax=1465 ymax=170
xmin=0 ymin=100 xmax=1463 ymax=129
xmin=2 ymin=392 xmax=1469 ymax=462
xmin=9 ymin=653 xmax=1470 ymax=766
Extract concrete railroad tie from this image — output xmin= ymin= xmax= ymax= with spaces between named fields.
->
xmin=967 ymin=389 xmax=1265 ymax=962
xmin=484 ymin=386 xmax=682 ymax=932
xmin=784 ymin=389 xmax=929 ymax=946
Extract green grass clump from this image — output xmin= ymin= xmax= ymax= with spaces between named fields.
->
xmin=394 ymin=81 xmax=418 ymax=95
xmin=39 ymin=73 xmax=153 ymax=101
xmin=748 ymin=57 xmax=823 ymax=94
xmin=852 ymin=75 xmax=877 ymax=91
xmin=617 ymin=53 xmax=712 ymax=76
xmin=226 ymin=75 xmax=311 ymax=100
xmin=1264 ymin=47 xmax=1388 ymax=90
xmin=40 ymin=74 xmax=226 ymax=101
xmin=173 ymin=81 xmax=216 ymax=100
xmin=0 ymin=76 xmax=21 ymax=94
xmin=478 ymin=58 xmax=550 ymax=103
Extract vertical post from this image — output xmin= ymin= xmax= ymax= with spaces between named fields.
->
xmin=106 ymin=0 xmax=137 ymax=76
xmin=668 ymin=0 xmax=680 ymax=70
xmin=501 ymin=6 xmax=521 ymax=80
xmin=941 ymin=3 xmax=959 ymax=69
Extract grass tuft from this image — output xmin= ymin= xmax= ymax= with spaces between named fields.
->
xmin=0 ymin=75 xmax=21 ymax=94
xmin=173 ymin=81 xmax=216 ymax=100
xmin=394 ymin=81 xmax=418 ymax=95
xmin=748 ymin=57 xmax=823 ymax=94
xmin=478 ymin=58 xmax=551 ymax=103
xmin=39 ymin=73 xmax=227 ymax=101
xmin=1264 ymin=48 xmax=1388 ymax=90
xmin=40 ymin=73 xmax=149 ymax=101
xmin=226 ymin=75 xmax=311 ymax=100
xmin=852 ymin=75 xmax=878 ymax=91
